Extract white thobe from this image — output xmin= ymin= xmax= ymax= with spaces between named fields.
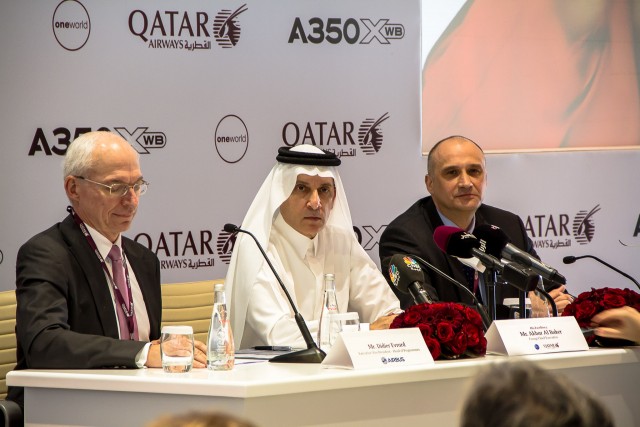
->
xmin=242 ymin=214 xmax=400 ymax=348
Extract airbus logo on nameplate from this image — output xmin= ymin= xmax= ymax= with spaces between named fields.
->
xmin=128 ymin=4 xmax=248 ymax=51
xmin=52 ymin=0 xmax=91 ymax=51
xmin=282 ymin=113 xmax=389 ymax=158
xmin=28 ymin=127 xmax=166 ymax=156
xmin=525 ymin=204 xmax=601 ymax=249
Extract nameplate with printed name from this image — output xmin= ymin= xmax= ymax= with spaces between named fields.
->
xmin=486 ymin=316 xmax=589 ymax=356
xmin=321 ymin=328 xmax=433 ymax=370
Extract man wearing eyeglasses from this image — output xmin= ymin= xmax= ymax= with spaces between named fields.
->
xmin=8 ymin=131 xmax=206 ymax=411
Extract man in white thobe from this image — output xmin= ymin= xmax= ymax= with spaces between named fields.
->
xmin=226 ymin=145 xmax=400 ymax=349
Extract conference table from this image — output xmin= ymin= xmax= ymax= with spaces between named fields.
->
xmin=8 ymin=347 xmax=640 ymax=427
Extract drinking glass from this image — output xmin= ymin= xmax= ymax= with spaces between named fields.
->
xmin=160 ymin=325 xmax=194 ymax=373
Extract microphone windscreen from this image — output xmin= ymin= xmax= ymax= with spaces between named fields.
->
xmin=562 ymin=256 xmax=577 ymax=264
xmin=473 ymin=224 xmax=509 ymax=257
xmin=388 ymin=254 xmax=425 ymax=293
xmin=224 ymin=223 xmax=239 ymax=233
xmin=433 ymin=225 xmax=463 ymax=252
xmin=433 ymin=226 xmax=478 ymax=258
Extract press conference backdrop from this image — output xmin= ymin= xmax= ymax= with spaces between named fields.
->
xmin=0 ymin=1 xmax=639 ymax=298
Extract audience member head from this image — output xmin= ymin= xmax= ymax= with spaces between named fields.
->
xmin=460 ymin=361 xmax=613 ymax=427
xmin=147 ymin=411 xmax=257 ymax=427
xmin=63 ymin=131 xmax=147 ymax=242
xmin=426 ymin=135 xmax=486 ymax=229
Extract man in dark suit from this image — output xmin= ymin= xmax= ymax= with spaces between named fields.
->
xmin=7 ymin=131 xmax=206 ymax=410
xmin=379 ymin=135 xmax=572 ymax=317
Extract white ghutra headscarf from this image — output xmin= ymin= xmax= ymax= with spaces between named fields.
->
xmin=225 ymin=145 xmax=353 ymax=348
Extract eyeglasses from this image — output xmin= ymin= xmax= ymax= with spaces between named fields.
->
xmin=75 ymin=176 xmax=149 ymax=197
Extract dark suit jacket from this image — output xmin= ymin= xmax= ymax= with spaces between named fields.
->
xmin=380 ymin=197 xmax=541 ymax=317
xmin=7 ymin=214 xmax=162 ymax=408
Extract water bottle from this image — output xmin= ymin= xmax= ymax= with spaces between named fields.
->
xmin=207 ymin=283 xmax=235 ymax=370
xmin=317 ymin=273 xmax=339 ymax=350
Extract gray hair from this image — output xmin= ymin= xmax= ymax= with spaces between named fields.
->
xmin=62 ymin=131 xmax=137 ymax=179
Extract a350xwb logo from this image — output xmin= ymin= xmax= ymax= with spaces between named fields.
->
xmin=281 ymin=113 xmax=389 ymax=158
xmin=289 ymin=17 xmax=404 ymax=45
xmin=52 ymin=0 xmax=91 ymax=51
xmin=525 ymin=204 xmax=601 ymax=249
xmin=28 ymin=127 xmax=166 ymax=156
xmin=128 ymin=4 xmax=248 ymax=50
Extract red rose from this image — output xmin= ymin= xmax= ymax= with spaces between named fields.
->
xmin=574 ymin=300 xmax=598 ymax=321
xmin=402 ymin=310 xmax=422 ymax=327
xmin=436 ymin=321 xmax=455 ymax=342
xmin=448 ymin=332 xmax=468 ymax=355
xmin=424 ymin=337 xmax=441 ymax=360
xmin=463 ymin=323 xmax=480 ymax=347
xmin=602 ymin=293 xmax=627 ymax=309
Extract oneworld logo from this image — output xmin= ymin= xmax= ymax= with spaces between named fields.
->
xmin=282 ymin=113 xmax=389 ymax=158
xmin=215 ymin=115 xmax=249 ymax=163
xmin=52 ymin=0 xmax=90 ymax=51
xmin=28 ymin=127 xmax=166 ymax=156
xmin=289 ymin=18 xmax=405 ymax=45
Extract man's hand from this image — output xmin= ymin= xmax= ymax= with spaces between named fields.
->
xmin=548 ymin=285 xmax=574 ymax=314
xmin=145 ymin=340 xmax=162 ymax=368
xmin=193 ymin=339 xmax=208 ymax=368
xmin=144 ymin=338 xmax=208 ymax=369
xmin=592 ymin=306 xmax=640 ymax=344
xmin=370 ymin=314 xmax=398 ymax=330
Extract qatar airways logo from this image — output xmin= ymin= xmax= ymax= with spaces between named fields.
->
xmin=525 ymin=205 xmax=601 ymax=249
xmin=134 ymin=230 xmax=216 ymax=270
xmin=281 ymin=113 xmax=389 ymax=158
xmin=216 ymin=227 xmax=238 ymax=265
xmin=128 ymin=4 xmax=247 ymax=50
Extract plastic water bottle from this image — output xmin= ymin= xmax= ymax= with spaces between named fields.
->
xmin=317 ymin=273 xmax=339 ymax=350
xmin=207 ymin=283 xmax=235 ymax=370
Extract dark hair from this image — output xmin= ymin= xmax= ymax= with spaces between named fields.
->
xmin=460 ymin=361 xmax=614 ymax=427
xmin=147 ymin=411 xmax=257 ymax=427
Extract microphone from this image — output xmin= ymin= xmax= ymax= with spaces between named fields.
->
xmin=563 ymin=255 xmax=640 ymax=291
xmin=433 ymin=226 xmax=539 ymax=293
xmin=473 ymin=224 xmax=566 ymax=285
xmin=224 ymin=223 xmax=325 ymax=363
xmin=387 ymin=254 xmax=433 ymax=304
xmin=386 ymin=254 xmax=492 ymax=331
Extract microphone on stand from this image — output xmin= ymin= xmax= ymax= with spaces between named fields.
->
xmin=563 ymin=255 xmax=640 ymax=291
xmin=387 ymin=254 xmax=433 ymax=305
xmin=433 ymin=226 xmax=539 ymax=293
xmin=224 ymin=223 xmax=325 ymax=363
xmin=385 ymin=254 xmax=492 ymax=331
xmin=473 ymin=224 xmax=567 ymax=285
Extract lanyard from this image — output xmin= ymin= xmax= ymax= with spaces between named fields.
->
xmin=67 ymin=206 xmax=136 ymax=339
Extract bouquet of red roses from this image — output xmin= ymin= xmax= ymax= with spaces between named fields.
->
xmin=390 ymin=302 xmax=486 ymax=360
xmin=562 ymin=287 xmax=640 ymax=346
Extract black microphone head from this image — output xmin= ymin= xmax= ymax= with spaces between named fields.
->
xmin=224 ymin=223 xmax=239 ymax=233
xmin=473 ymin=224 xmax=509 ymax=257
xmin=562 ymin=256 xmax=577 ymax=264
xmin=388 ymin=254 xmax=425 ymax=294
xmin=433 ymin=226 xmax=478 ymax=258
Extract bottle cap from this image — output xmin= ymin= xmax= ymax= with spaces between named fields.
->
xmin=214 ymin=283 xmax=225 ymax=291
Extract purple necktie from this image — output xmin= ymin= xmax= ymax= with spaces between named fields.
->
xmin=107 ymin=245 xmax=138 ymax=340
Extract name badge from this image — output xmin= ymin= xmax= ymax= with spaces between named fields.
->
xmin=486 ymin=316 xmax=589 ymax=356
xmin=321 ymin=328 xmax=434 ymax=369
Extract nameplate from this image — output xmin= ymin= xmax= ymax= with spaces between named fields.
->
xmin=321 ymin=328 xmax=433 ymax=369
xmin=486 ymin=316 xmax=589 ymax=356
